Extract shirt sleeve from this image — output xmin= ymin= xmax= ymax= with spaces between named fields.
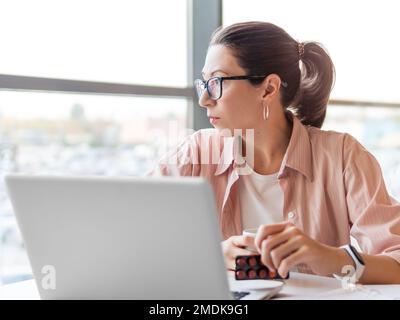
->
xmin=343 ymin=133 xmax=400 ymax=264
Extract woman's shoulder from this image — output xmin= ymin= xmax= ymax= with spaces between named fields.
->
xmin=305 ymin=125 xmax=369 ymax=159
xmin=306 ymin=125 xmax=346 ymax=139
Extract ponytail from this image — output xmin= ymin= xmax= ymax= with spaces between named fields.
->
xmin=291 ymin=42 xmax=335 ymax=128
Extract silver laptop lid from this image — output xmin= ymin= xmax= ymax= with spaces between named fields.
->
xmin=5 ymin=174 xmax=232 ymax=299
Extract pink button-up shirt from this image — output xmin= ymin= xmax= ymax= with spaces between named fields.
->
xmin=150 ymin=115 xmax=400 ymax=272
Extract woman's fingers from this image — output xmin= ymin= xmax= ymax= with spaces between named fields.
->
xmin=222 ymin=236 xmax=258 ymax=270
xmin=263 ymin=226 xmax=298 ymax=252
xmin=260 ymin=227 xmax=300 ymax=268
xmin=260 ymin=239 xmax=275 ymax=271
xmin=269 ymin=235 xmax=303 ymax=271
xmin=277 ymin=246 xmax=306 ymax=278
xmin=231 ymin=235 xmax=256 ymax=248
xmin=254 ymin=222 xmax=292 ymax=252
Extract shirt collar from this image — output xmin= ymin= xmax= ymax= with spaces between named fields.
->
xmin=214 ymin=114 xmax=314 ymax=182
xmin=279 ymin=115 xmax=314 ymax=181
xmin=214 ymin=134 xmax=238 ymax=176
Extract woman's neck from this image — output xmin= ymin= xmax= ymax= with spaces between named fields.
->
xmin=242 ymin=113 xmax=292 ymax=175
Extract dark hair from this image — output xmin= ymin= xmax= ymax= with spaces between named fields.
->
xmin=210 ymin=21 xmax=335 ymax=128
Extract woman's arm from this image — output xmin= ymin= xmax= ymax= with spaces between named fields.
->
xmin=341 ymin=134 xmax=400 ymax=284
xmin=336 ymin=250 xmax=400 ymax=284
xmin=253 ymin=221 xmax=400 ymax=284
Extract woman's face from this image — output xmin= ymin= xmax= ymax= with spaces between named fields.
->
xmin=199 ymin=45 xmax=265 ymax=133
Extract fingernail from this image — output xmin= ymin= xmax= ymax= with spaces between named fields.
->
xmin=278 ymin=271 xmax=286 ymax=278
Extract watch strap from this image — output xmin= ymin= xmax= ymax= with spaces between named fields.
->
xmin=340 ymin=244 xmax=365 ymax=282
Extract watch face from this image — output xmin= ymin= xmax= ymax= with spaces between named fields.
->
xmin=349 ymin=245 xmax=365 ymax=265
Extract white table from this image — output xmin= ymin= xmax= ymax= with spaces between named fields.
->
xmin=1 ymin=272 xmax=399 ymax=300
xmin=274 ymin=272 xmax=400 ymax=300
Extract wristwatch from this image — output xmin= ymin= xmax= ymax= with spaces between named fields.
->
xmin=340 ymin=244 xmax=365 ymax=282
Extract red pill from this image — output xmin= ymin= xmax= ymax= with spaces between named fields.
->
xmin=236 ymin=270 xmax=246 ymax=280
xmin=258 ymin=269 xmax=268 ymax=279
xmin=247 ymin=269 xmax=257 ymax=279
xmin=248 ymin=257 xmax=257 ymax=267
xmin=269 ymin=270 xmax=277 ymax=278
xmin=236 ymin=257 xmax=247 ymax=267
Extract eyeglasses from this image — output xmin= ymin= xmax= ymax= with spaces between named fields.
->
xmin=194 ymin=75 xmax=288 ymax=101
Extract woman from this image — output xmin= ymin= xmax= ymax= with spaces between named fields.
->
xmin=151 ymin=21 xmax=400 ymax=284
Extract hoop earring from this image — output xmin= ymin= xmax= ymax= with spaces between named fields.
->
xmin=263 ymin=103 xmax=269 ymax=120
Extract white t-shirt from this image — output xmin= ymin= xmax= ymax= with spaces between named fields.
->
xmin=238 ymin=165 xmax=284 ymax=231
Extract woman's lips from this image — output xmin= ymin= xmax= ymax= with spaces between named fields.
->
xmin=209 ymin=117 xmax=220 ymax=125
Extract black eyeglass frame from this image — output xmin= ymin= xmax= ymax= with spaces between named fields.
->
xmin=194 ymin=75 xmax=288 ymax=100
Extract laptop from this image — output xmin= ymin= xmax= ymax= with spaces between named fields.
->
xmin=5 ymin=174 xmax=283 ymax=300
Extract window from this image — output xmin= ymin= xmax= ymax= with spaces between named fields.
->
xmin=0 ymin=0 xmax=187 ymax=87
xmin=0 ymin=91 xmax=188 ymax=284
xmin=0 ymin=0 xmax=211 ymax=285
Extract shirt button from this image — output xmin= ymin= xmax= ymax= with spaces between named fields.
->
xmin=288 ymin=211 xmax=295 ymax=219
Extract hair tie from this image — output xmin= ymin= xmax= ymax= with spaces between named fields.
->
xmin=298 ymin=42 xmax=305 ymax=60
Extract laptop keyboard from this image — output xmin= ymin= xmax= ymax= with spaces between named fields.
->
xmin=231 ymin=291 xmax=251 ymax=300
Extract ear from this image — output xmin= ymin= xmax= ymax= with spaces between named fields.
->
xmin=261 ymin=74 xmax=283 ymax=99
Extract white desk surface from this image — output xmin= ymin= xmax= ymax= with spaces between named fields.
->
xmin=1 ymin=272 xmax=399 ymax=300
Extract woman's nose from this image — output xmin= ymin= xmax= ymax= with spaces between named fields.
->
xmin=198 ymin=90 xmax=216 ymax=108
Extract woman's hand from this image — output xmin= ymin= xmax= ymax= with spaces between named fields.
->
xmin=254 ymin=221 xmax=345 ymax=278
xmin=221 ymin=235 xmax=259 ymax=270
